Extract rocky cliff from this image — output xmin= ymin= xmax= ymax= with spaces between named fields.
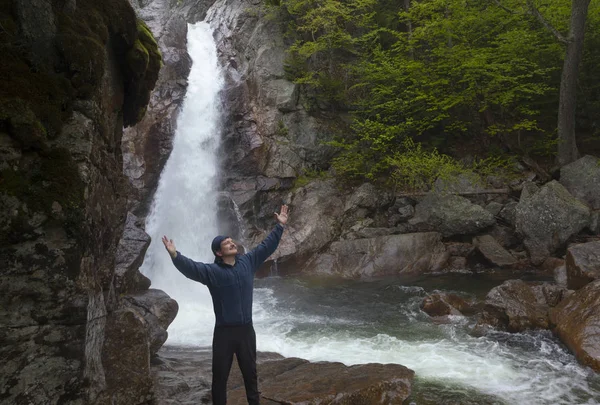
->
xmin=0 ymin=0 xmax=174 ymax=403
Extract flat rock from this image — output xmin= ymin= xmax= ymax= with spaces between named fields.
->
xmin=473 ymin=234 xmax=517 ymax=267
xmin=152 ymin=348 xmax=414 ymax=405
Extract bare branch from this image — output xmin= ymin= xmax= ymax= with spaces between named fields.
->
xmin=526 ymin=0 xmax=569 ymax=44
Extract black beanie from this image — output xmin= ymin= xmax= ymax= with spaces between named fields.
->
xmin=211 ymin=235 xmax=229 ymax=256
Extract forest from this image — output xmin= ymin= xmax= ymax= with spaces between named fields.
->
xmin=267 ymin=0 xmax=600 ymax=189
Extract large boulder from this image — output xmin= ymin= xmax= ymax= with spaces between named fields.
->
xmin=560 ymin=155 xmax=600 ymax=210
xmin=409 ymin=193 xmax=495 ymax=237
xmin=566 ymin=241 xmax=600 ymax=290
xmin=270 ymin=179 xmax=344 ymax=269
xmin=515 ymin=181 xmax=590 ymax=265
xmin=124 ymin=289 xmax=179 ymax=356
xmin=473 ymin=234 xmax=517 ymax=267
xmin=228 ymin=358 xmax=414 ymax=405
xmin=475 ymin=280 xmax=566 ymax=333
xmin=304 ymin=232 xmax=448 ymax=278
xmin=421 ymin=293 xmax=474 ymax=317
xmin=551 ymin=280 xmax=600 ymax=372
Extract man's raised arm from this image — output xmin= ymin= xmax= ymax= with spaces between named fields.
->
xmin=162 ymin=235 xmax=212 ymax=285
xmin=246 ymin=205 xmax=289 ymax=270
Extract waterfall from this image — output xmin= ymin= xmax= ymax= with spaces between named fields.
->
xmin=140 ymin=22 xmax=223 ymax=346
xmin=231 ymin=199 xmax=248 ymax=244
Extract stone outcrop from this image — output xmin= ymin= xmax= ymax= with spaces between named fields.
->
xmin=153 ymin=349 xmax=414 ymax=405
xmin=473 ymin=234 xmax=517 ymax=267
xmin=421 ymin=293 xmax=474 ymax=317
xmin=515 ymin=181 xmax=590 ymax=265
xmin=124 ymin=289 xmax=179 ymax=356
xmin=304 ymin=232 xmax=448 ymax=278
xmin=409 ymin=193 xmax=495 ymax=237
xmin=474 ymin=280 xmax=566 ymax=333
xmin=559 ymin=155 xmax=600 ymax=210
xmin=550 ymin=280 xmax=600 ymax=372
xmin=565 ymin=241 xmax=600 ymax=290
xmin=123 ymin=0 xmax=195 ymax=217
xmin=0 ymin=0 xmax=167 ymax=403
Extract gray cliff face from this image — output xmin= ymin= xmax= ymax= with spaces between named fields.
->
xmin=0 ymin=0 xmax=169 ymax=404
xmin=124 ymin=0 xmax=192 ymax=218
xmin=203 ymin=0 xmax=341 ymax=241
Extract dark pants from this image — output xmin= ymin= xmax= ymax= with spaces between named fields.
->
xmin=212 ymin=323 xmax=259 ymax=405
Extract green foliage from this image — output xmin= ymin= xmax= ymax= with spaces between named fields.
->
xmin=332 ymin=137 xmax=516 ymax=191
xmin=293 ymin=168 xmax=328 ymax=189
xmin=272 ymin=0 xmax=600 ymax=186
xmin=275 ymin=119 xmax=289 ymax=137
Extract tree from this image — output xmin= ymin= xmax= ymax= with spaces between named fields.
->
xmin=526 ymin=0 xmax=592 ymax=165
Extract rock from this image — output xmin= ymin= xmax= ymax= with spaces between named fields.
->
xmin=433 ymin=173 xmax=483 ymax=194
xmin=515 ymin=181 xmax=590 ymax=265
xmin=305 ymin=232 xmax=448 ymax=278
xmin=99 ymin=308 xmax=153 ymax=404
xmin=554 ymin=264 xmax=568 ymax=288
xmin=228 ymin=358 xmax=414 ymax=405
xmin=488 ymin=225 xmax=519 ymax=248
xmin=473 ymin=235 xmax=517 ymax=267
xmin=153 ymin=349 xmax=414 ymax=405
xmin=124 ymin=289 xmax=179 ymax=356
xmin=551 ymin=280 xmax=600 ymax=372
xmin=345 ymin=227 xmax=396 ymax=240
xmin=485 ymin=201 xmax=503 ymax=216
xmin=520 ymin=181 xmax=539 ymax=200
xmin=207 ymin=0 xmax=339 ymax=183
xmin=269 ymin=179 xmax=344 ymax=269
xmin=410 ymin=193 xmax=495 ymax=237
xmin=421 ymin=293 xmax=473 ymax=317
xmin=344 ymin=183 xmax=381 ymax=211
xmin=445 ymin=242 xmax=474 ymax=257
xmin=397 ymin=204 xmax=415 ymax=221
xmin=566 ymin=241 xmax=600 ymax=289
xmin=114 ymin=212 xmax=152 ymax=294
xmin=0 ymin=1 xmax=162 ymax=403
xmin=560 ymin=155 xmax=600 ymax=209
xmin=475 ymin=280 xmax=566 ymax=333
xmin=122 ymin=3 xmax=192 ymax=217
xmin=446 ymin=256 xmax=470 ymax=273
xmin=498 ymin=201 xmax=517 ymax=226
xmin=589 ymin=211 xmax=600 ymax=234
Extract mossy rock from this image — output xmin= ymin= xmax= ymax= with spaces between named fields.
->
xmin=122 ymin=18 xmax=162 ymax=127
xmin=0 ymin=100 xmax=47 ymax=150
xmin=0 ymin=147 xmax=85 ymax=237
xmin=56 ymin=30 xmax=106 ymax=98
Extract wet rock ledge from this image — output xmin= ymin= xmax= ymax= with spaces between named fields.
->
xmin=153 ymin=347 xmax=414 ymax=405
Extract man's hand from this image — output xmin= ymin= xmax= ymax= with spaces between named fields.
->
xmin=274 ymin=204 xmax=289 ymax=226
xmin=162 ymin=235 xmax=177 ymax=258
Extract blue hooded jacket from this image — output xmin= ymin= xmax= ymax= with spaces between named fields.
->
xmin=171 ymin=224 xmax=284 ymax=326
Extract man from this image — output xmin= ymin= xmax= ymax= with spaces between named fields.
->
xmin=161 ymin=204 xmax=289 ymax=405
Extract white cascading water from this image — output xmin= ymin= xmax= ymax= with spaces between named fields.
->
xmin=141 ymin=21 xmax=600 ymax=405
xmin=141 ymin=22 xmax=220 ymax=345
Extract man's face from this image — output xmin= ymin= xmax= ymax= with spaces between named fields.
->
xmin=217 ymin=238 xmax=237 ymax=257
